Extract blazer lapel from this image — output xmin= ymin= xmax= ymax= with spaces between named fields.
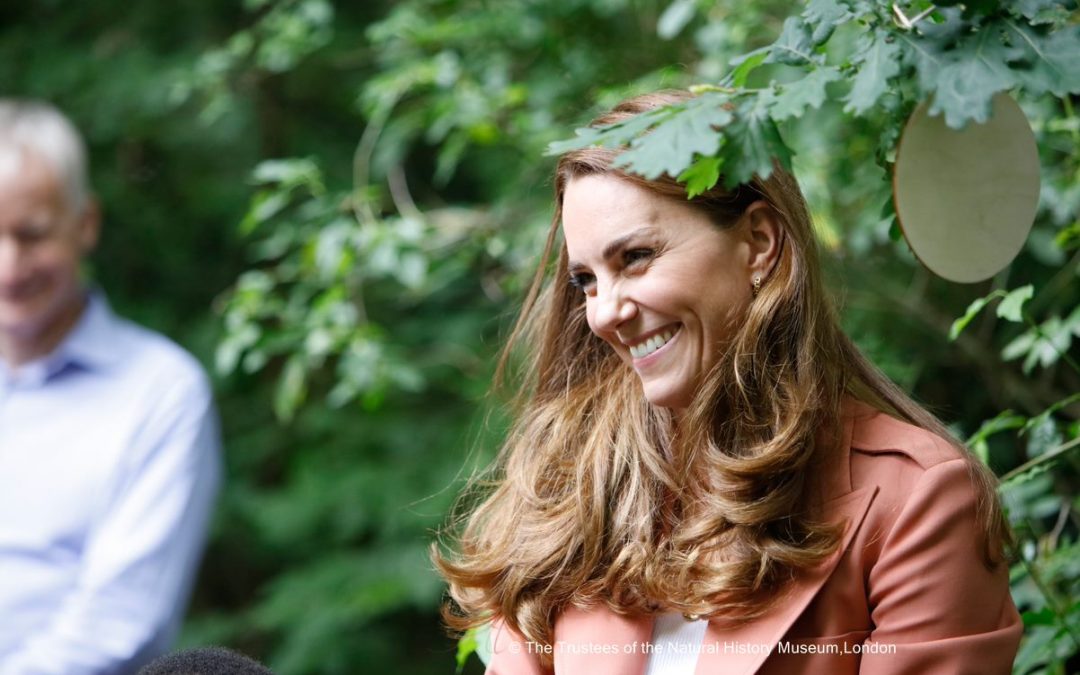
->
xmin=693 ymin=485 xmax=878 ymax=675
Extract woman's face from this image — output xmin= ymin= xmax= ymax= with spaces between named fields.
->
xmin=562 ymin=173 xmax=762 ymax=410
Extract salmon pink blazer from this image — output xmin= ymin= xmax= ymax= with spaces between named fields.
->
xmin=485 ymin=400 xmax=1022 ymax=674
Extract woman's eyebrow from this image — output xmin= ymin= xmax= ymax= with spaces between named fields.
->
xmin=568 ymin=227 xmax=658 ymax=273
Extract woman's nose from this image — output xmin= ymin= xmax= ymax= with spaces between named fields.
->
xmin=591 ymin=282 xmax=637 ymax=333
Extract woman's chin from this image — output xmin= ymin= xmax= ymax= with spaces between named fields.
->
xmin=641 ymin=383 xmax=694 ymax=410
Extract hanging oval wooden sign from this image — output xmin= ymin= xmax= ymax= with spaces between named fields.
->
xmin=893 ymin=93 xmax=1040 ymax=283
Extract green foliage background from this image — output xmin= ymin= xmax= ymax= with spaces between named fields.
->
xmin=1 ymin=1 xmax=1078 ymax=673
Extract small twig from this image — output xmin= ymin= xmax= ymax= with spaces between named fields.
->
xmin=1000 ymin=435 xmax=1080 ymax=483
xmin=352 ymin=94 xmax=400 ymax=228
xmin=1028 ymin=251 xmax=1080 ymax=317
xmin=892 ymin=3 xmax=936 ymax=30
xmin=387 ymin=163 xmax=425 ymax=224
xmin=1063 ymin=96 xmax=1080 ymax=145
xmin=1047 ymin=500 xmax=1071 ymax=551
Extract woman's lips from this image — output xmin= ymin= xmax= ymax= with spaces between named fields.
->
xmin=631 ymin=325 xmax=680 ymax=367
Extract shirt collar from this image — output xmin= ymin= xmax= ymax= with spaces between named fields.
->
xmin=0 ymin=290 xmax=120 ymax=388
xmin=51 ymin=290 xmax=125 ymax=372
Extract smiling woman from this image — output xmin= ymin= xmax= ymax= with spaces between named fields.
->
xmin=434 ymin=90 xmax=1022 ymax=675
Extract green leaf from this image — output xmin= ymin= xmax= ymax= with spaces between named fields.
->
xmin=928 ymin=27 xmax=1021 ymax=128
xmin=1021 ymin=607 xmax=1058 ymax=627
xmin=1009 ymin=0 xmax=1073 ymax=25
xmin=1003 ymin=21 xmax=1080 ymax=97
xmin=396 ymin=250 xmax=427 ymax=288
xmin=544 ymin=107 xmax=668 ymax=157
xmin=769 ymin=66 xmax=842 ymax=121
xmin=843 ymin=31 xmax=902 ymax=116
xmin=456 ymin=626 xmax=479 ymax=673
xmin=727 ymin=48 xmax=769 ymax=88
xmin=764 ymin=17 xmax=816 ymax=66
xmin=240 ymin=190 xmax=290 ymax=235
xmin=1005 ymin=316 xmax=1073 ymax=373
xmin=434 ymin=130 xmax=468 ymax=186
xmin=678 ymin=155 xmax=724 ymax=198
xmin=1025 ymin=412 xmax=1063 ymax=457
xmin=1023 ymin=393 xmax=1080 ymax=436
xmin=949 ymin=290 xmax=1006 ymax=340
xmin=896 ymin=31 xmax=947 ymax=97
xmin=802 ymin=0 xmax=853 ymax=45
xmin=455 ymin=622 xmax=493 ymax=671
xmin=252 ymin=157 xmax=323 ymax=189
xmin=614 ymin=94 xmax=733 ymax=179
xmin=949 ymin=285 xmax=1032 ymax=340
xmin=1002 ymin=329 xmax=1037 ymax=362
xmin=996 ymin=284 xmax=1034 ymax=322
xmin=657 ymin=0 xmax=697 ymax=40
xmin=723 ymin=92 xmax=792 ymax=186
xmin=1065 ymin=304 xmax=1080 ymax=338
xmin=216 ymin=323 xmax=260 ymax=375
xmin=275 ymin=355 xmax=308 ymax=422
xmin=948 ymin=0 xmax=1005 ymax=18
xmin=1054 ymin=221 xmax=1080 ymax=251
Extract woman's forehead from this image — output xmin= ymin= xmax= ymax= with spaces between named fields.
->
xmin=562 ymin=175 xmax=710 ymax=245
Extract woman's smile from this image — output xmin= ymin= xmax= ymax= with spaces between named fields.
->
xmin=627 ymin=324 xmax=680 ymax=364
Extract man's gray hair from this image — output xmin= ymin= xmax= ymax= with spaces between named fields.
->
xmin=0 ymin=99 xmax=90 ymax=210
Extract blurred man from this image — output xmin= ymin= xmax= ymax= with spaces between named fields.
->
xmin=0 ymin=100 xmax=221 ymax=674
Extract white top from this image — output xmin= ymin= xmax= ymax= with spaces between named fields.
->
xmin=0 ymin=292 xmax=222 ymax=674
xmin=643 ymin=613 xmax=709 ymax=675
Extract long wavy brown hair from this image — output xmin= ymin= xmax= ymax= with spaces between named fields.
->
xmin=434 ymin=90 xmax=1007 ymax=665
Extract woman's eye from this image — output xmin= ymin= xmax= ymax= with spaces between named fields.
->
xmin=569 ymin=272 xmax=595 ymax=292
xmin=624 ymin=248 xmax=654 ymax=266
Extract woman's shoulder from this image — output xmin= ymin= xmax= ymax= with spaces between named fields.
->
xmin=843 ymin=400 xmax=975 ymax=501
xmin=841 ymin=400 xmax=1003 ymax=574
xmin=837 ymin=403 xmax=1021 ymax=667
xmin=848 ymin=402 xmax=963 ymax=466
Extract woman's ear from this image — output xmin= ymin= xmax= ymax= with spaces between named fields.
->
xmin=742 ymin=200 xmax=784 ymax=279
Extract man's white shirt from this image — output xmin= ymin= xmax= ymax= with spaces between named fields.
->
xmin=0 ymin=292 xmax=221 ymax=674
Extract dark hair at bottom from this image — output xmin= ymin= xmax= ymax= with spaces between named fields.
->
xmin=137 ymin=647 xmax=275 ymax=675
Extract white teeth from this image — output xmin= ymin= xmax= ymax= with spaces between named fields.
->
xmin=630 ymin=328 xmax=677 ymax=359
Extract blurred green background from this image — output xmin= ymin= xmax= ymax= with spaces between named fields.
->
xmin=1 ymin=1 xmax=1077 ymax=673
